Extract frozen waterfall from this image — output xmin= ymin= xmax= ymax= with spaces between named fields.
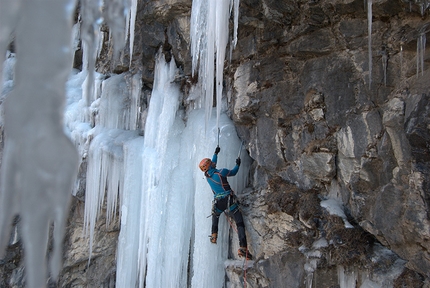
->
xmin=64 ymin=51 xmax=251 ymax=287
xmin=69 ymin=0 xmax=246 ymax=287
xmin=0 ymin=0 xmax=246 ymax=286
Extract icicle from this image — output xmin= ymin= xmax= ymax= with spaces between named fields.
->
xmin=400 ymin=43 xmax=404 ymax=79
xmin=232 ymin=0 xmax=240 ymax=49
xmin=422 ymin=34 xmax=426 ymax=75
xmin=368 ymin=0 xmax=373 ymax=89
xmin=0 ymin=0 xmax=21 ymax=90
xmin=103 ymin=0 xmax=130 ymax=58
xmin=416 ymin=31 xmax=427 ymax=77
xmin=190 ymin=0 xmax=240 ymax=130
xmin=116 ymin=137 xmax=144 ymax=287
xmin=82 ymin=71 xmax=141 ymax=260
xmin=80 ymin=0 xmax=132 ymax=106
xmin=0 ymin=0 xmax=79 ymax=287
xmin=80 ymin=0 xmax=103 ymax=107
xmin=215 ymin=0 xmax=231 ymax=129
xmin=83 ymin=127 xmax=139 ymax=260
xmin=417 ymin=36 xmax=420 ymax=77
xmin=381 ymin=46 xmax=388 ymax=86
xmin=205 ymin=0 xmax=216 ymax=127
xmin=128 ymin=0 xmax=138 ymax=65
xmin=190 ymin=0 xmax=206 ymax=78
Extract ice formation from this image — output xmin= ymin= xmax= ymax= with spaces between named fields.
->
xmin=64 ymin=0 xmax=247 ymax=286
xmin=2 ymin=0 xmax=419 ymax=287
xmin=0 ymin=1 xmax=79 ymax=288
xmin=368 ymin=0 xmax=373 ymax=88
xmin=64 ymin=49 xmax=251 ymax=287
xmin=190 ymin=0 xmax=241 ymax=128
xmin=417 ymin=28 xmax=427 ymax=77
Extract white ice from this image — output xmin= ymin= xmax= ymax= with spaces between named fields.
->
xmin=338 ymin=266 xmax=358 ymax=288
xmin=64 ymin=47 xmax=251 ymax=287
xmin=416 ymin=32 xmax=426 ymax=77
xmin=190 ymin=0 xmax=241 ymax=128
xmin=368 ymin=0 xmax=373 ymax=88
xmin=0 ymin=1 xmax=79 ymax=288
xmin=320 ymin=198 xmax=354 ymax=228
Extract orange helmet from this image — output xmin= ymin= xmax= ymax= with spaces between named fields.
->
xmin=199 ymin=158 xmax=212 ymax=172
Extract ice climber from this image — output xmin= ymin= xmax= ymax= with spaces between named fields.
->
xmin=199 ymin=146 xmax=253 ymax=260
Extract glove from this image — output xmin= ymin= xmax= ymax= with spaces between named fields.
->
xmin=236 ymin=158 xmax=241 ymax=166
xmin=215 ymin=146 xmax=220 ymax=154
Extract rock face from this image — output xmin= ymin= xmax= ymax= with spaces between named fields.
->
xmin=1 ymin=0 xmax=430 ymax=287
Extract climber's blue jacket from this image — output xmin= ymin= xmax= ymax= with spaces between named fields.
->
xmin=204 ymin=153 xmax=239 ymax=199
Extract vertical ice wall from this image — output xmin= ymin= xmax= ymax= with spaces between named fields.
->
xmin=0 ymin=1 xmax=79 ymax=288
xmin=136 ymin=52 xmax=186 ymax=288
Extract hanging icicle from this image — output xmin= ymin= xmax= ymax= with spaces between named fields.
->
xmin=416 ymin=33 xmax=426 ymax=77
xmin=400 ymin=43 xmax=404 ymax=79
xmin=416 ymin=24 xmax=429 ymax=77
xmin=381 ymin=46 xmax=388 ymax=86
xmin=190 ymin=0 xmax=241 ymax=131
xmin=368 ymin=0 xmax=373 ymax=89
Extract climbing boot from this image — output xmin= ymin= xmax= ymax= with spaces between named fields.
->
xmin=238 ymin=247 xmax=252 ymax=260
xmin=210 ymin=233 xmax=217 ymax=244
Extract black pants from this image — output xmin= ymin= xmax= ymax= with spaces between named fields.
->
xmin=212 ymin=195 xmax=247 ymax=247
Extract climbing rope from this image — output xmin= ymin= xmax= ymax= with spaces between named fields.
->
xmin=244 ymin=250 xmax=248 ymax=288
xmin=216 ymin=132 xmax=248 ymax=288
xmin=224 ymin=211 xmax=238 ymax=233
xmin=225 ymin=211 xmax=248 ymax=288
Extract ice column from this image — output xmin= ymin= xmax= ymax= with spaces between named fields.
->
xmin=0 ymin=1 xmax=79 ymax=287
xmin=138 ymin=52 xmax=185 ymax=288
xmin=116 ymin=137 xmax=144 ymax=287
